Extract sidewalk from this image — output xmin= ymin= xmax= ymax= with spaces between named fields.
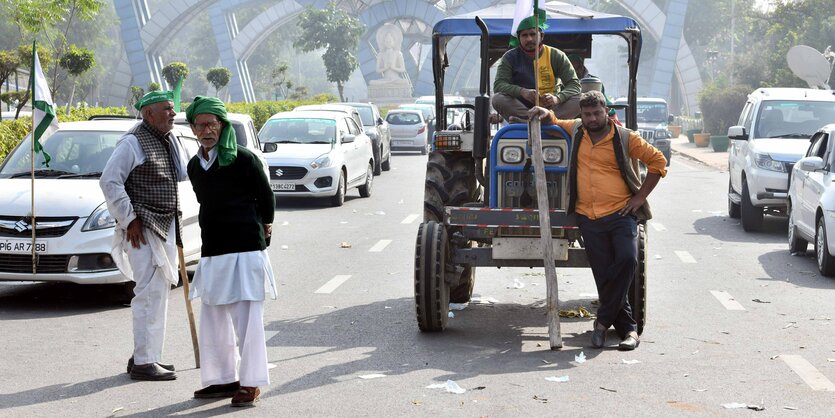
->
xmin=669 ymin=133 xmax=728 ymax=171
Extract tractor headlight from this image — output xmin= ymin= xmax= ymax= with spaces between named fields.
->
xmin=542 ymin=146 xmax=563 ymax=164
xmin=501 ymin=146 xmax=524 ymax=164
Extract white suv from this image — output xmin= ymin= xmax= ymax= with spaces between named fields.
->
xmin=728 ymin=88 xmax=835 ymax=231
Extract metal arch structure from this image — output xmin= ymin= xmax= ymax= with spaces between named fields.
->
xmin=110 ymin=0 xmax=702 ymax=113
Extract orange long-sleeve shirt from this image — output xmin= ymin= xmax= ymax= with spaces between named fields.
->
xmin=551 ymin=118 xmax=667 ymax=220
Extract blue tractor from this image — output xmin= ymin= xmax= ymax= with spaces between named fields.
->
xmin=415 ymin=2 xmax=647 ymax=334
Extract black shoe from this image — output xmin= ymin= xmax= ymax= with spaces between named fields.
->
xmin=194 ymin=382 xmax=241 ymax=399
xmin=618 ymin=333 xmax=640 ymax=351
xmin=127 ymin=356 xmax=175 ymax=373
xmin=590 ymin=320 xmax=606 ymax=348
xmin=130 ymin=363 xmax=177 ymax=381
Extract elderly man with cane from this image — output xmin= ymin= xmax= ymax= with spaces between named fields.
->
xmin=185 ymin=96 xmax=276 ymax=407
xmin=100 ymin=90 xmax=188 ymax=380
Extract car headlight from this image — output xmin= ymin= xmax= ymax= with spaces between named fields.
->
xmin=310 ymin=153 xmax=332 ymax=169
xmin=754 ymin=153 xmax=786 ymax=172
xmin=501 ymin=146 xmax=524 ymax=164
xmin=82 ymin=203 xmax=116 ymax=231
xmin=654 ymin=129 xmax=670 ymax=139
xmin=542 ymin=146 xmax=563 ymax=163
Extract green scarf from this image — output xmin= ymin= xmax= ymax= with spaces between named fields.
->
xmin=185 ymin=96 xmax=237 ymax=167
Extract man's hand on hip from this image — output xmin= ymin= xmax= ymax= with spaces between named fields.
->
xmin=127 ymin=218 xmax=147 ymax=249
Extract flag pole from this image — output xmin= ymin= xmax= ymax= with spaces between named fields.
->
xmin=533 ymin=0 xmax=540 ymax=108
xmin=30 ymin=41 xmax=36 ymax=276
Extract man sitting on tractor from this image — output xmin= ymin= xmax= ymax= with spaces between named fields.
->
xmin=492 ymin=9 xmax=581 ymax=122
xmin=529 ymin=91 xmax=667 ymax=351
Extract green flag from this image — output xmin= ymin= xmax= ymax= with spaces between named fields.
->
xmin=31 ymin=41 xmax=56 ymax=166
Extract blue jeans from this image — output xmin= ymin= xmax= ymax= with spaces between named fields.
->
xmin=577 ymin=212 xmax=638 ymax=338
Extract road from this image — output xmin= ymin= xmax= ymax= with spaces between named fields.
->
xmin=1 ymin=152 xmax=834 ymax=417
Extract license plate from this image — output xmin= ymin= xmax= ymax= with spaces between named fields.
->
xmin=0 ymin=239 xmax=48 ymax=254
xmin=271 ymin=182 xmax=296 ymax=191
xmin=394 ymin=140 xmax=413 ymax=145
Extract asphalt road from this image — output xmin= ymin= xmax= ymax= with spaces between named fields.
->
xmin=1 ymin=152 xmax=834 ymax=417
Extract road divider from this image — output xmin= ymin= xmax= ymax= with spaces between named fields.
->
xmin=710 ymin=290 xmax=746 ymax=310
xmin=401 ymin=214 xmax=420 ymax=224
xmin=780 ymin=355 xmax=835 ymax=391
xmin=369 ymin=239 xmax=392 ymax=252
xmin=675 ymin=250 xmax=696 ymax=263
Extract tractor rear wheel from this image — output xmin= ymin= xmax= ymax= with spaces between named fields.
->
xmin=629 ymin=223 xmax=647 ymax=335
xmin=415 ymin=221 xmax=450 ymax=332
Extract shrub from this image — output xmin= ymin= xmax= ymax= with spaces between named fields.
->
xmin=698 ymin=81 xmax=750 ymax=135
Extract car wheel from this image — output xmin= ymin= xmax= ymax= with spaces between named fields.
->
xmin=421 ymin=144 xmax=428 ymax=155
xmin=740 ymin=180 xmax=763 ymax=232
xmin=373 ymin=142 xmax=382 ymax=175
xmin=787 ymin=200 xmax=808 ymax=254
xmin=728 ymin=179 xmax=741 ymax=219
xmin=815 ymin=217 xmax=835 ymax=276
xmin=359 ymin=162 xmax=373 ymax=198
xmin=330 ymin=172 xmax=346 ymax=207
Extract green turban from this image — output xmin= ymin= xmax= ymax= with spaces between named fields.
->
xmin=185 ymin=96 xmax=237 ymax=167
xmin=510 ymin=8 xmax=549 ymax=47
xmin=134 ymin=90 xmax=174 ymax=111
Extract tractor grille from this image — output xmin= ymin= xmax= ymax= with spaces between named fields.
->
xmin=497 ymin=171 xmax=567 ymax=209
xmin=269 ymin=166 xmax=307 ymax=180
xmin=0 ymin=254 xmax=69 ymax=273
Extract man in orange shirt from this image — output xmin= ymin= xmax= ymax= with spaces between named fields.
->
xmin=529 ymin=91 xmax=667 ymax=350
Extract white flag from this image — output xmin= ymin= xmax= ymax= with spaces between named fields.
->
xmin=31 ymin=41 xmax=57 ymax=165
xmin=511 ymin=0 xmax=535 ymax=38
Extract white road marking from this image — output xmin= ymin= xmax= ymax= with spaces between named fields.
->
xmin=401 ymin=214 xmax=420 ymax=224
xmin=675 ymin=250 xmax=697 ymax=263
xmin=264 ymin=330 xmax=279 ymax=342
xmin=650 ymin=222 xmax=667 ymax=231
xmin=780 ymin=355 xmax=835 ymax=391
xmin=369 ymin=239 xmax=392 ymax=252
xmin=710 ymin=290 xmax=746 ymax=311
xmin=315 ymin=275 xmax=352 ymax=294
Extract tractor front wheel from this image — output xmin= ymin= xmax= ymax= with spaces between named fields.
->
xmin=414 ymin=221 xmax=450 ymax=332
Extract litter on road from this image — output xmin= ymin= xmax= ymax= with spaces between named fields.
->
xmin=426 ymin=380 xmax=466 ymax=394
xmin=545 ymin=376 xmax=569 ymax=383
xmin=574 ymin=352 xmax=587 ymax=363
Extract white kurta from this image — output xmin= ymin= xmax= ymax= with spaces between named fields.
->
xmin=100 ymin=126 xmax=189 ymax=364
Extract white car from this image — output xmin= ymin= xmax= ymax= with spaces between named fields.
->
xmin=728 ymin=88 xmax=835 ymax=231
xmin=259 ymin=110 xmax=374 ymax=206
xmin=386 ymin=109 xmax=428 ymax=154
xmin=788 ymin=124 xmax=835 ymax=276
xmin=0 ymin=119 xmax=202 ymax=290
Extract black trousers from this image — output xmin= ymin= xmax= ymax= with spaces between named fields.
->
xmin=577 ymin=212 xmax=638 ymax=338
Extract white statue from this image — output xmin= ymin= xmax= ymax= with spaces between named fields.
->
xmin=370 ymin=24 xmax=410 ymax=87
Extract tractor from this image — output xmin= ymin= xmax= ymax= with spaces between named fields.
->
xmin=414 ymin=2 xmax=647 ymax=339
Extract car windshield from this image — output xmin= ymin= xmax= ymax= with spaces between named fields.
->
xmin=636 ymin=103 xmax=668 ymax=123
xmin=0 ymin=130 xmax=122 ymax=178
xmin=259 ymin=118 xmax=336 ymax=144
xmin=400 ymin=105 xmax=432 ymax=120
xmin=387 ymin=112 xmax=421 ymax=125
xmin=755 ymin=100 xmax=835 ymax=138
xmin=354 ymin=107 xmax=373 ymax=126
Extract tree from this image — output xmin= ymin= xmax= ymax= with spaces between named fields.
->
xmin=161 ymin=62 xmax=189 ymax=89
xmin=59 ymin=44 xmax=94 ymax=114
xmin=293 ymin=2 xmax=365 ymax=101
xmin=147 ymin=82 xmax=161 ymax=92
xmin=10 ymin=44 xmax=51 ymax=118
xmin=129 ymin=85 xmax=144 ymax=113
xmin=289 ymin=85 xmax=309 ymax=100
xmin=0 ymin=50 xmax=20 ymax=91
xmin=206 ymin=67 xmax=231 ymax=97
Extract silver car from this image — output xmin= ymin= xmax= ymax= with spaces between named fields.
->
xmin=386 ymin=109 xmax=428 ymax=155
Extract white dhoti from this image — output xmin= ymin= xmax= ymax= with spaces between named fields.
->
xmin=114 ymin=221 xmax=179 ymax=365
xmin=191 ymin=250 xmax=276 ymax=387
xmin=199 ymin=301 xmax=269 ymax=387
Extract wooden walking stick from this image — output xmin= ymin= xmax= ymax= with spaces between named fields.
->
xmin=177 ymin=246 xmax=200 ymax=368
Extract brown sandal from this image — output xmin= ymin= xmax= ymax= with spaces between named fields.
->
xmin=231 ymin=386 xmax=260 ymax=407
